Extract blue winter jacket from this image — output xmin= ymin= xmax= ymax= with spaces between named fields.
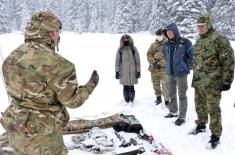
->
xmin=163 ymin=23 xmax=193 ymax=77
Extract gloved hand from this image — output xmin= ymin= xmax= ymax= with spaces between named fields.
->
xmin=85 ymin=70 xmax=99 ymax=94
xmin=115 ymin=72 xmax=120 ymax=79
xmin=153 ymin=62 xmax=161 ymax=69
xmin=222 ymin=84 xmax=230 ymax=91
xmin=136 ymin=72 xmax=141 ymax=78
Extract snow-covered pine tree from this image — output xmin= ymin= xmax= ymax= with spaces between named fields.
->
xmin=11 ymin=0 xmax=24 ymax=31
xmin=87 ymin=0 xmax=99 ymax=32
xmin=19 ymin=1 xmax=31 ymax=31
xmin=0 ymin=0 xmax=13 ymax=33
xmin=211 ymin=0 xmax=235 ymax=39
xmin=149 ymin=0 xmax=170 ymax=34
xmin=104 ymin=0 xmax=116 ymax=33
xmin=172 ymin=0 xmax=207 ymax=38
xmin=138 ymin=0 xmax=152 ymax=32
xmin=113 ymin=0 xmax=136 ymax=33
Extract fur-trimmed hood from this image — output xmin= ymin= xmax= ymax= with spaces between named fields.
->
xmin=119 ymin=34 xmax=134 ymax=47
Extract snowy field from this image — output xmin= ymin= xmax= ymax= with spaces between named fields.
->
xmin=0 ymin=32 xmax=235 ymax=155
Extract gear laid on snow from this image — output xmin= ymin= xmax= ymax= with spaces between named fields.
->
xmin=71 ymin=127 xmax=114 ymax=154
xmin=112 ymin=114 xmax=143 ymax=133
xmin=138 ymin=130 xmax=172 ymax=155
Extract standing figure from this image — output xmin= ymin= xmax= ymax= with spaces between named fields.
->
xmin=163 ymin=23 xmax=194 ymax=126
xmin=0 ymin=11 xmax=99 ymax=155
xmin=115 ymin=34 xmax=141 ymax=103
xmin=191 ymin=15 xmax=234 ymax=149
xmin=147 ymin=28 xmax=170 ymax=106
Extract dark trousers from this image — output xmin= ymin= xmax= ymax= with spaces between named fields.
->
xmin=123 ymin=85 xmax=135 ymax=102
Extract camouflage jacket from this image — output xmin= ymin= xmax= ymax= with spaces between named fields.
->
xmin=192 ymin=30 xmax=234 ymax=91
xmin=2 ymin=42 xmax=95 ymax=110
xmin=147 ymin=39 xmax=166 ymax=72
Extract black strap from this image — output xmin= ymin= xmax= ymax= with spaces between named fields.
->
xmin=119 ymin=46 xmax=136 ymax=64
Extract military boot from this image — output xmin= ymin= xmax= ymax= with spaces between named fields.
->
xmin=155 ymin=96 xmax=162 ymax=105
xmin=207 ymin=135 xmax=220 ymax=149
xmin=165 ymin=100 xmax=169 ymax=108
xmin=189 ymin=125 xmax=206 ymax=135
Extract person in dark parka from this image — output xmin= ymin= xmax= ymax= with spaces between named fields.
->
xmin=162 ymin=23 xmax=194 ymax=126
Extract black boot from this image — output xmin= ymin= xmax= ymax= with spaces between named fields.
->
xmin=189 ymin=125 xmax=206 ymax=135
xmin=129 ymin=86 xmax=135 ymax=102
xmin=165 ymin=100 xmax=169 ymax=108
xmin=123 ymin=86 xmax=129 ymax=102
xmin=155 ymin=96 xmax=162 ymax=105
xmin=207 ymin=135 xmax=220 ymax=149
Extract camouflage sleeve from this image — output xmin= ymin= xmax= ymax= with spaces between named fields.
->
xmin=50 ymin=57 xmax=92 ymax=109
xmin=217 ymin=36 xmax=234 ymax=86
xmin=147 ymin=43 xmax=155 ymax=64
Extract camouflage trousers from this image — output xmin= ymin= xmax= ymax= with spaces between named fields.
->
xmin=0 ymin=105 xmax=68 ymax=155
xmin=194 ymin=88 xmax=222 ymax=138
xmin=9 ymin=131 xmax=68 ymax=155
xmin=150 ymin=70 xmax=170 ymax=101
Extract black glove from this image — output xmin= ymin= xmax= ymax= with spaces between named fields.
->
xmin=115 ymin=72 xmax=120 ymax=79
xmin=136 ymin=72 xmax=141 ymax=78
xmin=222 ymin=84 xmax=230 ymax=91
xmin=153 ymin=62 xmax=161 ymax=69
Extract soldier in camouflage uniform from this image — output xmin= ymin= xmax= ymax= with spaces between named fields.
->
xmin=147 ymin=28 xmax=170 ymax=106
xmin=191 ymin=15 xmax=234 ymax=149
xmin=0 ymin=11 xmax=99 ymax=155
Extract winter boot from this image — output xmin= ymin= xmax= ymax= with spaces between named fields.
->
xmin=189 ymin=125 xmax=206 ymax=135
xmin=175 ymin=118 xmax=185 ymax=126
xmin=123 ymin=86 xmax=129 ymax=103
xmin=207 ymin=135 xmax=220 ymax=149
xmin=129 ymin=87 xmax=135 ymax=102
xmin=165 ymin=100 xmax=169 ymax=108
xmin=155 ymin=96 xmax=162 ymax=105
xmin=164 ymin=112 xmax=178 ymax=118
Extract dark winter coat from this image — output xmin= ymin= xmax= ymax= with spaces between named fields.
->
xmin=163 ymin=23 xmax=194 ymax=77
xmin=115 ymin=34 xmax=141 ymax=86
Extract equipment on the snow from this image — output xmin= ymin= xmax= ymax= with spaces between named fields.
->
xmin=138 ymin=130 xmax=172 ymax=155
xmin=63 ymin=114 xmax=123 ymax=134
xmin=70 ymin=127 xmax=115 ymax=154
xmin=115 ymin=131 xmax=131 ymax=147
xmin=112 ymin=114 xmax=143 ymax=133
xmin=113 ymin=147 xmax=145 ymax=155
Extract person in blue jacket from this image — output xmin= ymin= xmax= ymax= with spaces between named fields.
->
xmin=162 ymin=23 xmax=193 ymax=126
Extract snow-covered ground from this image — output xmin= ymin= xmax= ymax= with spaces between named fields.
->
xmin=0 ymin=32 xmax=235 ymax=155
